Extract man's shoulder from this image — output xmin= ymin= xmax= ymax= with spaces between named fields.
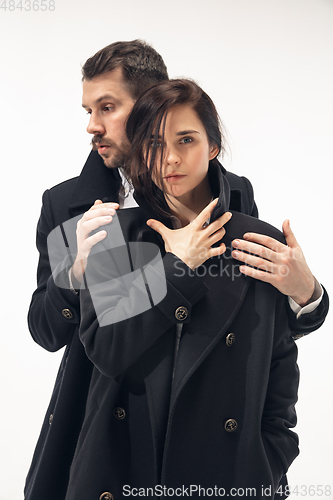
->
xmin=41 ymin=175 xmax=81 ymax=227
xmin=46 ymin=175 xmax=79 ymax=199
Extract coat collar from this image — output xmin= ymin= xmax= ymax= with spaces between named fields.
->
xmin=133 ymin=159 xmax=231 ymax=228
xmin=68 ymin=151 xmax=242 ymax=219
xmin=68 ymin=150 xmax=122 ymax=217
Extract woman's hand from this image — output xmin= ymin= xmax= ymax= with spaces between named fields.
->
xmin=146 ymin=199 xmax=232 ymax=270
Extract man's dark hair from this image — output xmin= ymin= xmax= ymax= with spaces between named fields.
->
xmin=82 ymin=40 xmax=169 ymax=99
xmin=126 ymin=79 xmax=228 ymax=216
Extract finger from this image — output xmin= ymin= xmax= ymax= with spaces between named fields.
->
xmin=282 ymin=219 xmax=299 ymax=249
xmin=205 ymin=211 xmax=232 ymax=235
xmin=80 ymin=215 xmax=114 ymax=237
xmin=232 ymin=239 xmax=276 ymax=262
xmin=90 ymin=201 xmax=119 ymax=211
xmin=241 ymin=232 xmax=284 ymax=253
xmin=239 ymin=265 xmax=275 ymax=284
xmin=193 ymin=198 xmax=219 ymax=228
xmin=208 ymin=227 xmax=226 ymax=245
xmin=84 ymin=229 xmax=108 ymax=251
xmin=232 ymin=251 xmax=275 ymax=274
xmin=146 ymin=219 xmax=168 ymax=236
xmin=209 ymin=242 xmax=226 ymax=259
xmin=83 ymin=206 xmax=116 ymax=222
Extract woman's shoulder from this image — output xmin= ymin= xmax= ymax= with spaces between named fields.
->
xmin=223 ymin=211 xmax=285 ymax=246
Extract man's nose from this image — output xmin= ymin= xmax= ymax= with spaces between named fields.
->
xmin=86 ymin=113 xmax=105 ymax=136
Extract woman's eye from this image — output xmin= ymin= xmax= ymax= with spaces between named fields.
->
xmin=103 ymin=106 xmax=114 ymax=112
xmin=180 ymin=137 xmax=193 ymax=144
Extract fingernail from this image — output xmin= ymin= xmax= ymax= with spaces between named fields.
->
xmin=108 ymin=208 xmax=116 ymax=215
xmin=233 ymin=239 xmax=240 ymax=248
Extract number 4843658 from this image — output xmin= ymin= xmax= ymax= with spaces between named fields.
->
xmin=1 ymin=0 xmax=55 ymax=10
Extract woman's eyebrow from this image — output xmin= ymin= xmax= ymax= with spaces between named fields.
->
xmin=176 ymin=130 xmax=200 ymax=136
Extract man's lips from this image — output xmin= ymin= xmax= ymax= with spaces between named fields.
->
xmin=97 ymin=144 xmax=111 ymax=154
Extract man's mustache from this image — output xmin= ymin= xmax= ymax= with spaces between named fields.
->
xmin=91 ymin=136 xmax=114 ymax=150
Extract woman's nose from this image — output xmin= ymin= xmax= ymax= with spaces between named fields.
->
xmin=165 ymin=148 xmax=181 ymax=166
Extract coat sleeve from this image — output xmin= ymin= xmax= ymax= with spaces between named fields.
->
xmin=28 ymin=190 xmax=81 ymax=352
xmin=287 ymin=285 xmax=329 ymax=339
xmin=261 ymin=292 xmax=300 ymax=492
xmin=79 ymin=251 xmax=209 ymax=378
xmin=229 ymin=172 xmax=329 ymax=338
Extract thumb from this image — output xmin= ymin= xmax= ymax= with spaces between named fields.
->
xmin=282 ymin=219 xmax=298 ymax=248
xmin=146 ymin=219 xmax=168 ymax=236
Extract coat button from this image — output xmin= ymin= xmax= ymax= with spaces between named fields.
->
xmin=62 ymin=308 xmax=73 ymax=319
xmin=49 ymin=414 xmax=53 ymax=425
xmin=226 ymin=332 xmax=235 ymax=346
xmin=224 ymin=418 xmax=238 ymax=432
xmin=99 ymin=493 xmax=113 ymax=500
xmin=113 ymin=407 xmax=126 ymax=420
xmin=175 ymin=306 xmax=188 ymax=321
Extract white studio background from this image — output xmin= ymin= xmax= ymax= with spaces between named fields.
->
xmin=0 ymin=0 xmax=332 ymax=498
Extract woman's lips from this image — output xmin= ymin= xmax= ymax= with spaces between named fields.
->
xmin=164 ymin=174 xmax=186 ymax=183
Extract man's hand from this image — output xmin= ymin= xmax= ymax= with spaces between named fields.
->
xmin=71 ymin=199 xmax=119 ymax=284
xmin=231 ymin=219 xmax=315 ymax=307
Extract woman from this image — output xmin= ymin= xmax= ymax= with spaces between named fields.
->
xmin=71 ymin=80 xmax=299 ymax=500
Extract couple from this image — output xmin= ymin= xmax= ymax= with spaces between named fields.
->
xmin=26 ymin=41 xmax=328 ymax=500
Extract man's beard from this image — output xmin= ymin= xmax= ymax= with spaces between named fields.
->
xmin=91 ymin=136 xmax=128 ymax=169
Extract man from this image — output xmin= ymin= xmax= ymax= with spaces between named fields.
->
xmin=25 ymin=40 xmax=328 ymax=500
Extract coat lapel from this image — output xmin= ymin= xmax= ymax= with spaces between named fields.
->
xmin=170 ymin=210 xmax=286 ymax=408
xmin=170 ymin=250 xmax=250 ymax=407
xmin=68 ymin=150 xmax=122 ymax=217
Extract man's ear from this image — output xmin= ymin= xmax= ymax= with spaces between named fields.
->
xmin=209 ymin=144 xmax=219 ymax=160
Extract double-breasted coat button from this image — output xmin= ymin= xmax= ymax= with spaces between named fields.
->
xmin=224 ymin=418 xmax=238 ymax=432
xmin=175 ymin=306 xmax=188 ymax=321
xmin=62 ymin=308 xmax=73 ymax=319
xmin=226 ymin=332 xmax=235 ymax=346
xmin=99 ymin=493 xmax=113 ymax=500
xmin=49 ymin=414 xmax=53 ymax=425
xmin=113 ymin=407 xmax=126 ymax=420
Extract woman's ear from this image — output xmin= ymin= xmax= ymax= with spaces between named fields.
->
xmin=209 ymin=144 xmax=219 ymax=160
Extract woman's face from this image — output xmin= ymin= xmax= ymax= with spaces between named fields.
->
xmin=150 ymin=105 xmax=219 ymax=199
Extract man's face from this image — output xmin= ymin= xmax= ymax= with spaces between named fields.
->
xmin=82 ymin=67 xmax=135 ymax=168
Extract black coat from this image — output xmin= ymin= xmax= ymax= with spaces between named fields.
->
xmin=25 ymin=152 xmax=329 ymax=500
